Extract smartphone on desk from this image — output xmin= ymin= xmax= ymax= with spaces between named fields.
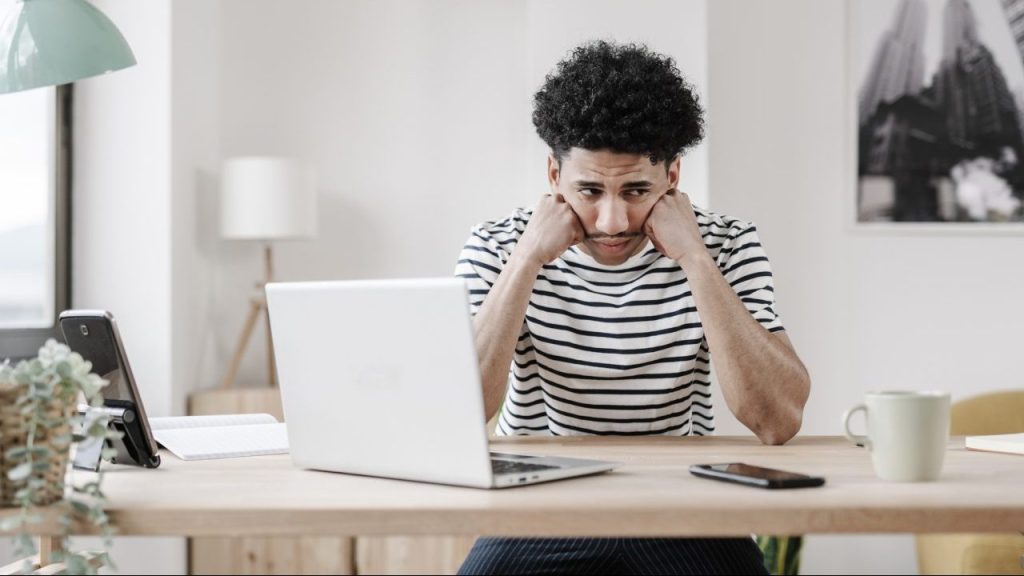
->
xmin=59 ymin=310 xmax=161 ymax=469
xmin=689 ymin=463 xmax=825 ymax=489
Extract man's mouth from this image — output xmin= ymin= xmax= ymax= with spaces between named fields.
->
xmin=593 ymin=239 xmax=631 ymax=253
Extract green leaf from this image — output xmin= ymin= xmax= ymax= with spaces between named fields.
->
xmin=78 ymin=481 xmax=99 ymax=491
xmin=7 ymin=461 xmax=32 ymax=481
xmin=70 ymin=500 xmax=90 ymax=515
xmin=0 ymin=516 xmax=22 ymax=531
xmin=15 ymin=532 xmax=35 ymax=555
xmin=51 ymin=434 xmax=73 ymax=449
xmin=4 ymin=446 xmax=28 ymax=459
xmin=66 ymin=553 xmax=88 ymax=574
xmin=55 ymin=360 xmax=72 ymax=378
xmin=87 ymin=421 xmax=109 ymax=437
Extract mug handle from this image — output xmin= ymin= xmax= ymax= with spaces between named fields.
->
xmin=842 ymin=404 xmax=871 ymax=449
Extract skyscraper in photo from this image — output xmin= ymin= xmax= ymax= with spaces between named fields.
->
xmin=1001 ymin=0 xmax=1024 ymax=64
xmin=859 ymin=0 xmax=928 ymax=123
xmin=935 ymin=0 xmax=1023 ymax=153
xmin=943 ymin=0 xmax=980 ymax=62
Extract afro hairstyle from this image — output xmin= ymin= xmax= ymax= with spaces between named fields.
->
xmin=532 ymin=40 xmax=705 ymax=167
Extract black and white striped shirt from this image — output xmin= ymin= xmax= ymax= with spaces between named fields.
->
xmin=455 ymin=205 xmax=785 ymax=437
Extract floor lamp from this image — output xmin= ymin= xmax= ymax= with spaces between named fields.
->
xmin=219 ymin=157 xmax=317 ymax=389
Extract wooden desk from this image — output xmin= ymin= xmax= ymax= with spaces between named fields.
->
xmin=6 ymin=435 xmax=1019 ymax=540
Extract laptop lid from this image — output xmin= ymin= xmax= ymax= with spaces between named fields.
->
xmin=265 ymin=278 xmax=494 ymax=488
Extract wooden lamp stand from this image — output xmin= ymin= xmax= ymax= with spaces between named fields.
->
xmin=220 ymin=244 xmax=277 ymax=389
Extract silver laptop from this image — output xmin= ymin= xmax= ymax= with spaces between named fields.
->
xmin=265 ymin=278 xmax=618 ymax=489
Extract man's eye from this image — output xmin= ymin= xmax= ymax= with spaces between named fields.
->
xmin=625 ymin=189 xmax=650 ymax=198
xmin=579 ymin=188 xmax=600 ymax=197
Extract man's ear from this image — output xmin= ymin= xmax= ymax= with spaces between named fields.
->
xmin=667 ymin=156 xmax=681 ymax=189
xmin=547 ymin=154 xmax=560 ymax=193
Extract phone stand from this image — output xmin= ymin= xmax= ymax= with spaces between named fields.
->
xmin=72 ymin=404 xmax=161 ymax=471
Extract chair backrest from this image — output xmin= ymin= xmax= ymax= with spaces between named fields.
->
xmin=950 ymin=390 xmax=1024 ymax=436
xmin=916 ymin=389 xmax=1024 ymax=576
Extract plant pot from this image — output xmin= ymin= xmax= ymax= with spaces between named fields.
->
xmin=0 ymin=382 xmax=73 ymax=507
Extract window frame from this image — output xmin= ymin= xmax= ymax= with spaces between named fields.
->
xmin=0 ymin=85 xmax=72 ymax=361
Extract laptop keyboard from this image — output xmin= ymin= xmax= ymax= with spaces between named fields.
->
xmin=491 ymin=458 xmax=558 ymax=475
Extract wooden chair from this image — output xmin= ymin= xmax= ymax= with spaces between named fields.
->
xmin=916 ymin=390 xmax=1024 ymax=575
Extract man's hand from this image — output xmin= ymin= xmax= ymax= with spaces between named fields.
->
xmin=517 ymin=194 xmax=585 ymax=267
xmin=643 ymin=189 xmax=707 ymax=266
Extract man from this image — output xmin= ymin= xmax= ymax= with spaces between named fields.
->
xmin=454 ymin=41 xmax=810 ymax=575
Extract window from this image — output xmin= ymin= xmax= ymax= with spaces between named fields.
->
xmin=0 ymin=81 xmax=71 ymax=360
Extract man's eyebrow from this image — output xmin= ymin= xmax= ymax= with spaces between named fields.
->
xmin=572 ymin=180 xmax=655 ymax=188
xmin=622 ymin=180 xmax=654 ymax=188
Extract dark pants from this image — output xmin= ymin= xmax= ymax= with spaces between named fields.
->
xmin=457 ymin=537 xmax=768 ymax=575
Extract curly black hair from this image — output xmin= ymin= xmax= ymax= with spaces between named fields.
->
xmin=532 ymin=40 xmax=705 ymax=166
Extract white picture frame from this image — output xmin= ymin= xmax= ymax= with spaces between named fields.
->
xmin=848 ymin=0 xmax=1024 ymax=233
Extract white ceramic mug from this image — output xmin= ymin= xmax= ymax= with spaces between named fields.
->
xmin=842 ymin=391 xmax=950 ymax=482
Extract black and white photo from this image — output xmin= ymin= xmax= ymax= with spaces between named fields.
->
xmin=856 ymin=0 xmax=1024 ymax=223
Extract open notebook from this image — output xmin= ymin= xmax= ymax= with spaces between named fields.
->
xmin=965 ymin=432 xmax=1024 ymax=456
xmin=149 ymin=413 xmax=289 ymax=461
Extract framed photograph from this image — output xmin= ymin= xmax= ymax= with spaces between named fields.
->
xmin=852 ymin=0 xmax=1024 ymax=228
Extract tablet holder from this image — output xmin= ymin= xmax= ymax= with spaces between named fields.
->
xmin=72 ymin=403 xmax=161 ymax=471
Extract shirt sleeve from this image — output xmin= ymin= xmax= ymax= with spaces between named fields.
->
xmin=714 ymin=224 xmax=785 ymax=333
xmin=453 ymin=226 xmax=509 ymax=316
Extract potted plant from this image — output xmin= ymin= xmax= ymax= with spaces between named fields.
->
xmin=1 ymin=339 xmax=120 ymax=574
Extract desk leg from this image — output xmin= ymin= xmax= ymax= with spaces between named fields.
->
xmin=38 ymin=536 xmax=63 ymax=566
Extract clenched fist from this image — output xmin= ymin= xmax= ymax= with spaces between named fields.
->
xmin=517 ymin=194 xmax=586 ymax=267
xmin=642 ymin=189 xmax=707 ymax=266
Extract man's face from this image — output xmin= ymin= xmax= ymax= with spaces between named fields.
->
xmin=549 ymin=148 xmax=680 ymax=265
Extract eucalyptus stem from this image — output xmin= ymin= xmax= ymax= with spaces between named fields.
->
xmin=2 ymin=340 xmax=115 ymax=574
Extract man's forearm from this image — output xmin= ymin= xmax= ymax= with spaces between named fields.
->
xmin=681 ymin=253 xmax=810 ymax=445
xmin=473 ymin=252 xmax=542 ymax=421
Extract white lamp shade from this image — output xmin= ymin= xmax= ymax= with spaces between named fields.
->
xmin=220 ymin=157 xmax=318 ymax=240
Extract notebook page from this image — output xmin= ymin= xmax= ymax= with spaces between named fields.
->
xmin=965 ymin=432 xmax=1024 ymax=455
xmin=153 ymin=423 xmax=289 ymax=460
xmin=149 ymin=413 xmax=278 ymax=431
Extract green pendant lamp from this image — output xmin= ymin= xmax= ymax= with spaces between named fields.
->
xmin=0 ymin=0 xmax=135 ymax=95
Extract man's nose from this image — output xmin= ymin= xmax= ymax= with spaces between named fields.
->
xmin=595 ymin=198 xmax=629 ymax=236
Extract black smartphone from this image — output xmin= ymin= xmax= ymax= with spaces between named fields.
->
xmin=59 ymin=310 xmax=161 ymax=469
xmin=689 ymin=463 xmax=825 ymax=489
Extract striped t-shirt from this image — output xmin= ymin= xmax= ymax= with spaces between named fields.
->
xmin=454 ymin=205 xmax=785 ymax=437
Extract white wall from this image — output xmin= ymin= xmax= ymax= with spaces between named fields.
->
xmin=63 ymin=0 xmax=210 ymax=573
xmin=212 ymin=0 xmax=709 ymax=387
xmin=708 ymin=0 xmax=1024 ymax=573
xmin=73 ymin=1 xmax=173 ymax=419
xmin=170 ymin=0 xmax=223 ymax=423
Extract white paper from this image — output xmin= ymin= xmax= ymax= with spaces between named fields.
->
xmin=149 ymin=413 xmax=278 ymax=430
xmin=149 ymin=414 xmax=288 ymax=461
xmin=965 ymin=432 xmax=1024 ymax=456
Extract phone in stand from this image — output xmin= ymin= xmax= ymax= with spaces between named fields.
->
xmin=59 ymin=310 xmax=161 ymax=470
xmin=689 ymin=463 xmax=824 ymax=489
